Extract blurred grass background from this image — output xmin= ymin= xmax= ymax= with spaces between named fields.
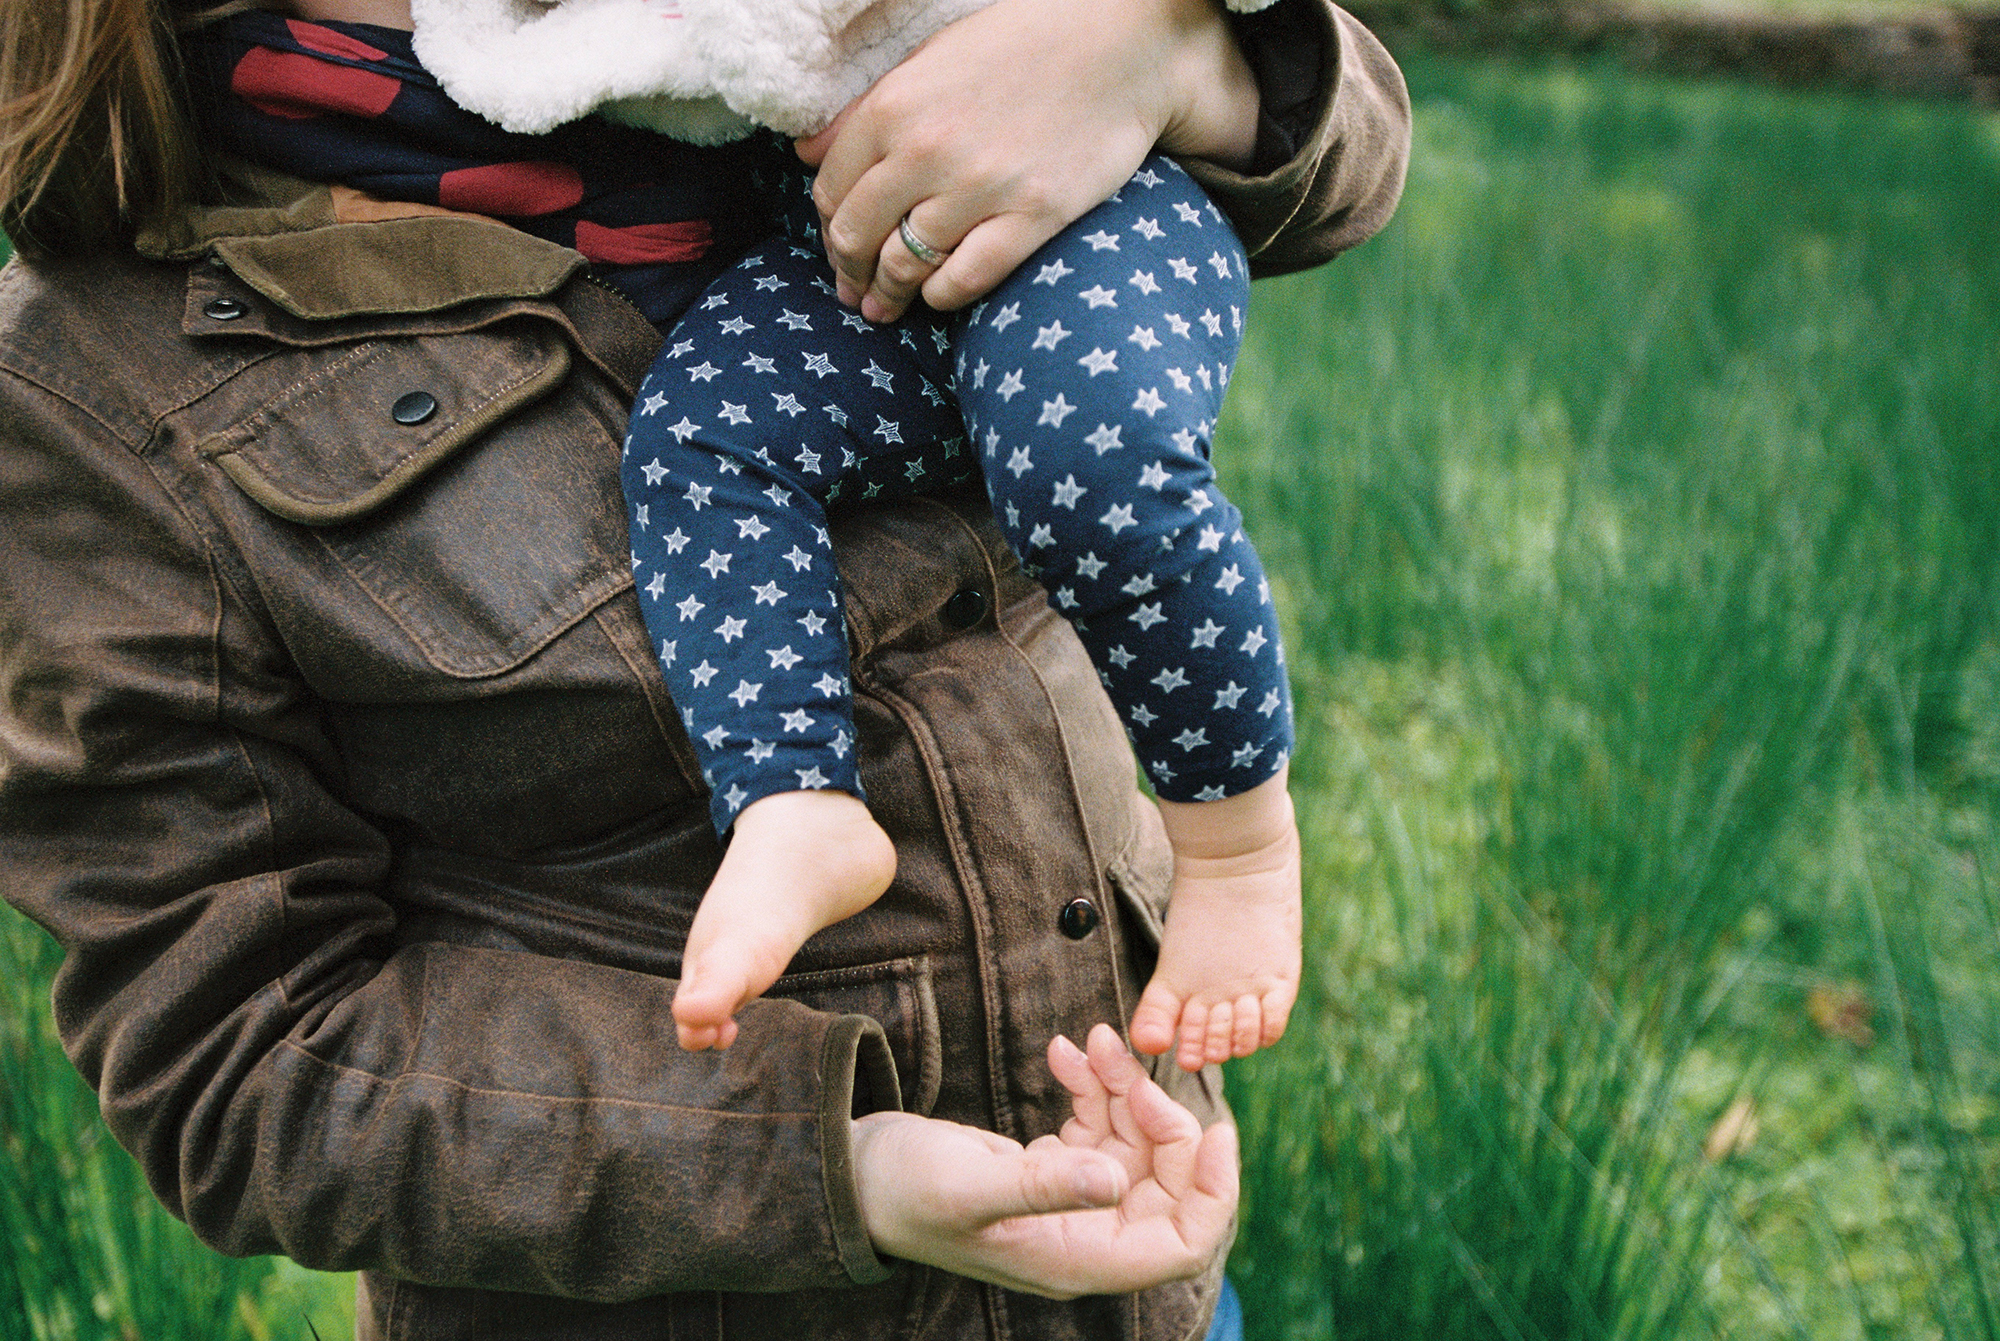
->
xmin=5 ymin=44 xmax=1999 ymax=1341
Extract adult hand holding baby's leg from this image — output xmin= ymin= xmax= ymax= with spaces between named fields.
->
xmin=849 ymin=1024 xmax=1237 ymax=1297
xmin=794 ymin=0 xmax=1259 ymax=323
xmin=1131 ymin=768 xmax=1302 ymax=1072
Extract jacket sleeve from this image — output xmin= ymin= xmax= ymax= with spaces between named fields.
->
xmin=1187 ymin=0 xmax=1413 ymax=277
xmin=0 ymin=370 xmax=897 ymax=1302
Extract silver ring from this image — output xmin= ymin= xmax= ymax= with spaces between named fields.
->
xmin=898 ymin=214 xmax=951 ymax=267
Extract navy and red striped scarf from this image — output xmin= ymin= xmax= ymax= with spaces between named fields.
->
xmin=181 ymin=12 xmax=781 ymax=326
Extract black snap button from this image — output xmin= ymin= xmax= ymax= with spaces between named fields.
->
xmin=940 ymin=585 xmax=988 ymax=631
xmin=392 ymin=391 xmax=440 ymax=426
xmin=1058 ymin=897 xmax=1100 ymax=940
xmin=202 ymin=297 xmax=246 ymax=321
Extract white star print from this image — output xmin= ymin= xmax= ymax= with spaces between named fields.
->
xmin=1085 ymin=424 xmax=1124 ymax=455
xmin=746 ymin=739 xmax=776 ymax=762
xmin=1189 ymin=489 xmax=1215 ymax=515
xmin=720 ymin=317 xmax=754 ymax=336
xmin=676 ymin=594 xmax=705 ymax=622
xmin=1165 ymin=312 xmax=1192 ymax=338
xmin=873 ymin=415 xmax=903 ymax=444
xmin=772 ymin=392 xmax=804 ymax=417
xmin=1132 ymin=215 xmax=1164 ymax=238
xmin=641 ymin=391 xmax=669 ymax=415
xmin=1107 ymin=643 xmax=1136 ymax=667
xmin=670 ymin=340 xmax=696 ymax=359
xmin=1190 ymin=619 xmax=1225 ymax=648
xmin=1258 ymin=689 xmax=1282 ymax=716
xmin=736 ymin=516 xmax=771 ymax=541
xmin=1132 ymin=387 xmax=1167 ymax=417
xmin=767 ymin=645 xmax=802 ymax=670
xmin=1130 ymin=704 xmax=1158 ymax=727
xmin=718 ymin=402 xmax=750 ymax=425
xmin=1034 ymin=258 xmax=1074 ymax=285
xmin=753 ymin=275 xmax=788 ymax=291
xmin=1076 ymin=552 xmax=1109 ymax=580
xmin=1029 ymin=523 xmax=1055 ymax=548
xmin=800 ymin=610 xmax=829 ymax=636
xmin=1197 ymin=526 xmax=1226 ymax=551
xmin=645 ymin=572 xmax=667 ymax=600
xmin=1172 ymin=727 xmax=1209 ymax=752
xmin=1134 ymin=168 xmax=1163 ymax=188
xmin=790 ymin=448 xmax=820 ymax=476
xmin=1121 ymin=573 xmax=1156 ymax=597
xmin=995 ymin=370 xmax=1026 ymax=401
xmin=1197 ymin=785 xmax=1227 ymax=801
xmin=1082 ymin=230 xmax=1120 ymax=251
xmin=663 ymin=528 xmax=690 ymax=554
xmin=658 ymin=639 xmax=676 ymax=666
xmin=863 ymin=361 xmax=894 ymax=390
xmin=699 ymin=549 xmax=732 ymax=578
xmin=777 ymin=309 xmax=812 ymax=330
xmin=1129 ymin=601 xmax=1165 ymax=629
xmin=1138 ymin=461 xmax=1171 ymax=491
xmin=1240 ymin=626 xmax=1269 ymax=655
xmin=689 ymin=659 xmax=718 ymax=686
xmin=1230 ymin=742 xmax=1263 ymax=768
xmin=724 ymin=783 xmax=748 ymax=812
xmin=1171 ymin=427 xmax=1200 ymax=454
xmin=728 ymin=679 xmax=762 ymax=707
xmin=797 ymin=766 xmax=829 ymax=788
xmin=1169 ymin=257 xmax=1199 ymax=283
xmin=684 ymin=480 xmax=712 ymax=510
xmin=640 ymin=458 xmax=668 ymax=486
xmin=813 ymin=672 xmax=844 ymax=697
xmin=1129 ymin=325 xmax=1162 ymax=351
xmin=1051 ymin=475 xmax=1087 ymax=509
xmin=1078 ymin=285 xmax=1118 ymax=309
xmin=783 ymin=545 xmax=814 ymax=572
xmin=763 ymin=483 xmax=792 ymax=507
xmin=1208 ymin=251 xmax=1233 ymax=278
xmin=970 ymin=359 xmax=990 ymax=389
xmin=704 ymin=724 xmax=730 ymax=749
xmin=990 ymin=302 xmax=1022 ymax=332
xmin=666 ymin=417 xmax=699 ymax=442
xmin=689 ymin=362 xmax=721 ymax=382
xmin=822 ymin=403 xmax=848 ymax=426
xmin=1007 ymin=446 xmax=1034 ymax=477
xmin=1200 ymin=309 xmax=1224 ymax=337
xmin=802 ymin=351 xmax=836 ymax=379
xmin=1173 ymin=201 xmax=1204 ymax=226
xmin=1166 ymin=367 xmax=1194 ymax=393
xmin=1153 ymin=667 xmax=1190 ymax=693
xmin=751 ymin=580 xmax=786 ymax=606
xmin=1031 ymin=321 xmax=1071 ymax=351
xmin=840 ymin=311 xmax=870 ymax=332
xmin=701 ymin=293 xmax=729 ymax=310
xmin=1039 ymin=395 xmax=1077 ymax=427
xmin=782 ymin=709 xmax=814 ymax=733
xmin=1056 ymin=587 xmax=1078 ymax=609
xmin=831 ymin=729 xmax=851 ymax=759
xmin=1078 ymin=348 xmax=1118 ymax=376
xmin=1101 ymin=503 xmax=1138 ymax=534
xmin=1215 ymin=564 xmax=1246 ymax=594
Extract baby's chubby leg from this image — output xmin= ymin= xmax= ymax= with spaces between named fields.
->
xmin=1129 ymin=765 xmax=1302 ymax=1073
xmin=673 ymin=789 xmax=897 ymax=1050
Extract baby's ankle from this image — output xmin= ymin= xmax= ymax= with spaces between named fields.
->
xmin=1155 ymin=765 xmax=1294 ymax=866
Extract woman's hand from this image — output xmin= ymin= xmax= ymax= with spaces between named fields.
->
xmin=796 ymin=0 xmax=1260 ymax=323
xmin=848 ymin=1023 xmax=1238 ymax=1297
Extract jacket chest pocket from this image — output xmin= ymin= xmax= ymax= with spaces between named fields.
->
xmin=199 ymin=322 xmax=635 ymax=683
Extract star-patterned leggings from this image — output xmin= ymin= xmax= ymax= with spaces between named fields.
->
xmin=622 ymin=155 xmax=1293 ymax=834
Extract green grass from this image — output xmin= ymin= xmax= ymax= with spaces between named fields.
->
xmin=6 ymin=51 xmax=2000 ymax=1341
xmin=1219 ymin=53 xmax=2000 ymax=1340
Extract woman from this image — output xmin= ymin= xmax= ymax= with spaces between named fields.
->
xmin=0 ymin=0 xmax=1408 ymax=1334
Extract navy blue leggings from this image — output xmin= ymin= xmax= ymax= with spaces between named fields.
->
xmin=622 ymin=156 xmax=1293 ymax=833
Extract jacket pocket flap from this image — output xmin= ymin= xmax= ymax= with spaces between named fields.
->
xmin=197 ymin=325 xmax=571 ymax=526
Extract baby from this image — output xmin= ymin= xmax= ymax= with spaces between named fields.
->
xmin=412 ymin=0 xmax=1303 ymax=1072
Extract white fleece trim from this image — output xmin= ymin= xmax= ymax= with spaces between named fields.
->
xmin=412 ymin=0 xmax=1284 ymax=140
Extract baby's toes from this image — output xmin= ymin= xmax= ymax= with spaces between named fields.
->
xmin=1230 ymin=994 xmax=1262 ymax=1057
xmin=1175 ymin=1000 xmax=1215 ymax=1073
xmin=1259 ymin=989 xmax=1295 ymax=1048
xmin=1200 ymin=999 xmax=1236 ymax=1068
xmin=1130 ymin=985 xmax=1184 ymax=1057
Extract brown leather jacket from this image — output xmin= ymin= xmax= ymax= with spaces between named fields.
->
xmin=0 ymin=6 xmax=1406 ymax=1338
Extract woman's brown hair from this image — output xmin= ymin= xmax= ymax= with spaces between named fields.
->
xmin=0 ymin=0 xmax=227 ymax=256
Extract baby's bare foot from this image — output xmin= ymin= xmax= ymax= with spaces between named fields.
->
xmin=674 ymin=790 xmax=896 ymax=1050
xmin=1129 ymin=770 xmax=1302 ymax=1072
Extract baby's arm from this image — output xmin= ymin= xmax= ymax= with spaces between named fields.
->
xmin=1130 ymin=766 xmax=1301 ymax=1072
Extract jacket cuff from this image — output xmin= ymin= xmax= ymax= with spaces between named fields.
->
xmin=819 ymin=1013 xmax=902 ymax=1287
xmin=1185 ymin=0 xmax=1412 ymax=276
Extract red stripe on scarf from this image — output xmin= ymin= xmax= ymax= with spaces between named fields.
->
xmin=573 ymin=219 xmax=715 ymax=264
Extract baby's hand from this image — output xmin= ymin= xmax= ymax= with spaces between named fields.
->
xmin=1129 ymin=770 xmax=1301 ymax=1072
